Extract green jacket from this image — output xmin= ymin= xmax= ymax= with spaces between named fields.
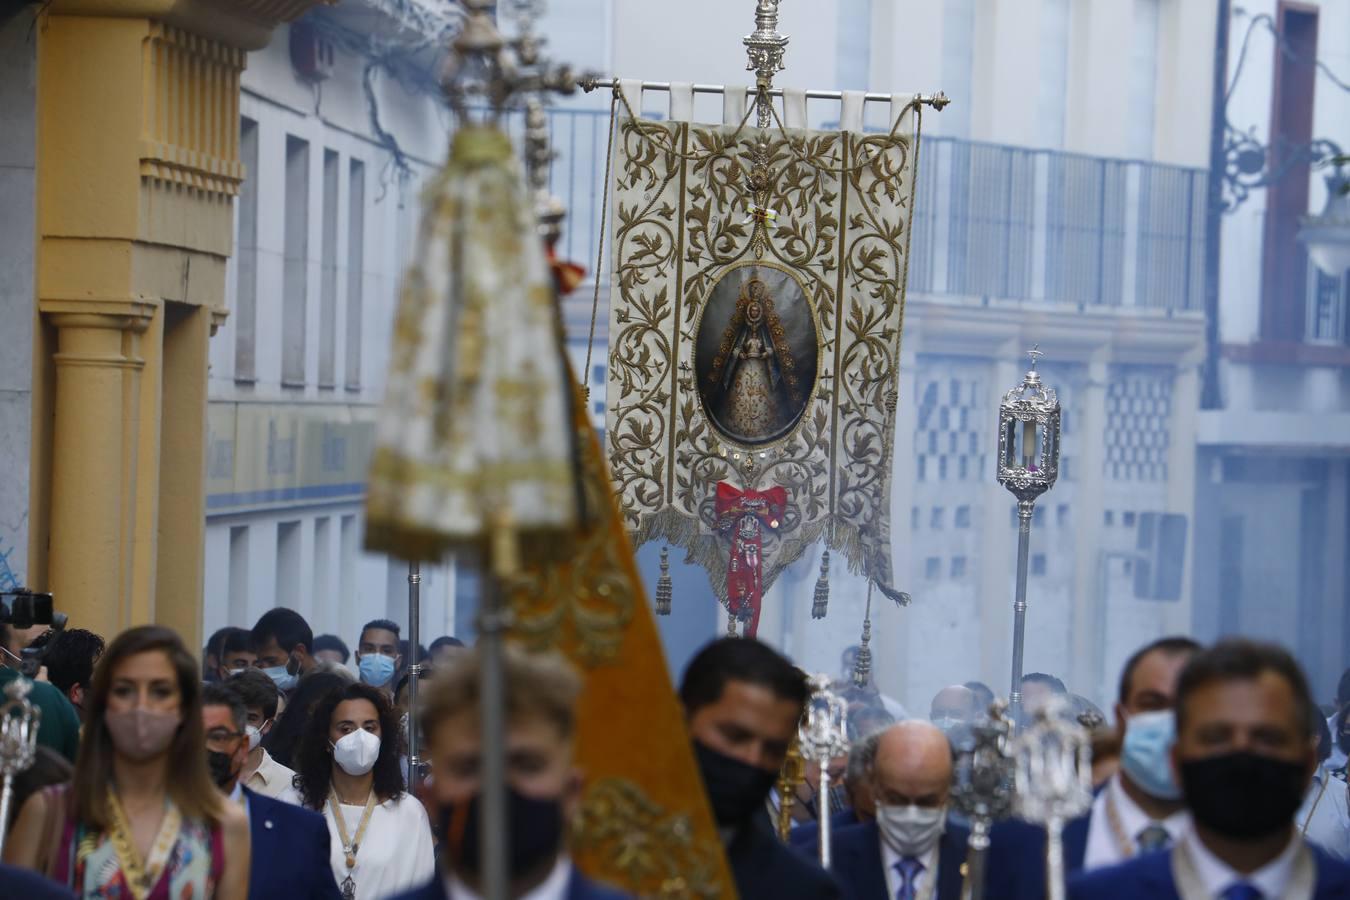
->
xmin=0 ymin=667 xmax=81 ymax=762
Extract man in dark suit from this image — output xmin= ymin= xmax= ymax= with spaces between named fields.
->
xmin=1070 ymin=639 xmax=1350 ymax=899
xmin=986 ymin=637 xmax=1203 ymax=900
xmin=791 ymin=730 xmax=883 ymax=856
xmin=201 ymin=683 xmax=343 ymax=900
xmin=681 ymin=638 xmax=843 ymax=899
xmin=388 ymin=646 xmax=630 ymax=900
xmin=822 ymin=722 xmax=968 ymax=900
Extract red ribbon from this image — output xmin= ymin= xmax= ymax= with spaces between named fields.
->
xmin=546 ymin=245 xmax=587 ymax=296
xmin=714 ymin=482 xmax=787 ymax=637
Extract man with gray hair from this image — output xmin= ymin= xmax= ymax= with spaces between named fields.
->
xmin=791 ymin=730 xmax=884 ymax=849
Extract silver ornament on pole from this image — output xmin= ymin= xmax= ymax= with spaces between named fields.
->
xmin=743 ymin=0 xmax=788 ymax=129
xmin=1012 ymin=697 xmax=1093 ymax=900
xmin=950 ymin=700 xmax=1016 ymax=900
xmin=798 ymin=673 xmax=850 ymax=869
xmin=0 ymin=678 xmax=40 ymax=860
xmin=995 ymin=347 xmax=1060 ymax=726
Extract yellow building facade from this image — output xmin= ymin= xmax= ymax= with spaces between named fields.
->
xmin=22 ymin=0 xmax=325 ymax=649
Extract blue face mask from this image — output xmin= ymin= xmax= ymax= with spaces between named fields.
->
xmin=358 ymin=653 xmax=397 ymax=687
xmin=262 ymin=664 xmax=297 ymax=694
xmin=1120 ymin=709 xmax=1182 ymax=800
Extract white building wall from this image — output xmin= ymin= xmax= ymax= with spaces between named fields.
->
xmin=0 ymin=15 xmax=36 ymax=592
xmin=203 ymin=18 xmax=458 ymax=650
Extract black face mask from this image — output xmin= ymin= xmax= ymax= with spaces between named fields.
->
xmin=206 ymin=750 xmax=237 ymax=790
xmin=1180 ymin=751 xmax=1308 ymax=840
xmin=692 ymin=740 xmax=779 ymax=826
xmin=441 ymin=786 xmax=565 ymax=881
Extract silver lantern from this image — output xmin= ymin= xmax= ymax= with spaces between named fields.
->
xmin=996 ymin=348 xmax=1060 ymax=726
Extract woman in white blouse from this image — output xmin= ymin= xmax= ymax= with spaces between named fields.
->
xmin=294 ymin=681 xmax=435 ymax=900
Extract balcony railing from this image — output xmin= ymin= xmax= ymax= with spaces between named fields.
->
xmin=910 ymin=138 xmax=1207 ymax=311
xmin=528 ymin=109 xmax=1208 ymax=314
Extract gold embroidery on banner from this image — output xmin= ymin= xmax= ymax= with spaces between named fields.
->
xmin=502 ymin=396 xmax=636 ymax=666
xmin=605 ymin=112 xmax=919 ymax=602
xmin=573 ymin=778 xmax=725 ymax=900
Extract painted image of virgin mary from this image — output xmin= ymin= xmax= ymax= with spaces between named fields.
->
xmin=699 ymin=276 xmax=809 ymax=444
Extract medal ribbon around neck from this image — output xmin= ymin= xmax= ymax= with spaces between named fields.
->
xmin=329 ymin=789 xmax=379 ymax=889
xmin=106 ymin=789 xmax=182 ymax=900
xmin=1104 ymin=785 xmax=1140 ymax=860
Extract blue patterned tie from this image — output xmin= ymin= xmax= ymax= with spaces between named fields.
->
xmin=1135 ymin=825 xmax=1171 ymax=853
xmin=1221 ymin=884 xmax=1263 ymax=900
xmin=894 ymin=857 xmax=925 ymax=900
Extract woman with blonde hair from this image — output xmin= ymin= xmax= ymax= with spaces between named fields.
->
xmin=4 ymin=625 xmax=249 ymax=898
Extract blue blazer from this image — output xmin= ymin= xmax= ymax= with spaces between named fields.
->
xmin=729 ymin=818 xmax=844 ymax=899
xmin=983 ymin=813 xmax=1090 ymax=900
xmin=826 ymin=820 xmax=970 ymax=900
xmin=384 ymin=866 xmax=632 ymax=900
xmin=791 ymin=808 xmax=864 ymax=851
xmin=0 ymin=862 xmax=76 ymax=900
xmin=242 ymin=787 xmax=343 ymax=900
xmin=1067 ymin=841 xmax=1350 ymax=899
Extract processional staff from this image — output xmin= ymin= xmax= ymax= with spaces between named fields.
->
xmin=1012 ymin=698 xmax=1094 ymax=900
xmin=996 ymin=348 xmax=1061 ymax=726
xmin=0 ymin=678 xmax=40 ymax=860
xmin=950 ymin=701 xmax=1016 ymax=900
xmin=798 ymin=673 xmax=850 ymax=869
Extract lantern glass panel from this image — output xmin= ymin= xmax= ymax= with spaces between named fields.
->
xmin=1022 ymin=419 xmax=1038 ymax=469
xmin=1004 ymin=418 xmax=1017 ymax=467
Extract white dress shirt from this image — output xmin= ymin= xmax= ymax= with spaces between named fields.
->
xmin=245 ymin=749 xmax=301 ymax=804
xmin=1083 ymin=773 xmax=1190 ymax=871
xmin=1182 ymin=829 xmax=1301 ymax=900
xmin=445 ymin=855 xmax=573 ymax=900
xmin=1300 ymin=765 xmax=1350 ymax=860
xmin=325 ymin=794 xmax=436 ymax=900
xmin=879 ymin=831 xmax=938 ymax=899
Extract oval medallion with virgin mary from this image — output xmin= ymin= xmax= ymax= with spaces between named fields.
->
xmin=693 ymin=263 xmax=820 ymax=447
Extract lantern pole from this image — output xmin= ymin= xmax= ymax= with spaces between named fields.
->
xmin=1008 ymin=500 xmax=1033 ymax=722
xmin=996 ymin=348 xmax=1061 ymax=728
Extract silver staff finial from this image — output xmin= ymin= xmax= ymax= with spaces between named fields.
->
xmin=950 ymin=700 xmax=1017 ymax=900
xmin=0 ymin=678 xmax=41 ymax=859
xmin=798 ymin=674 xmax=850 ymax=870
xmin=743 ymin=0 xmax=789 ymax=129
xmin=1012 ymin=698 xmax=1093 ymax=900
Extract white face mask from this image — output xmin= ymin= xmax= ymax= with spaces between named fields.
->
xmin=876 ymin=802 xmax=947 ymax=857
xmin=331 ymin=729 xmax=381 ymax=777
xmin=245 ymin=723 xmax=263 ymax=752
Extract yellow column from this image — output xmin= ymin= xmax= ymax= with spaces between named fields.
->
xmin=45 ymin=308 xmax=153 ymax=640
xmin=32 ymin=1 xmax=324 ymax=648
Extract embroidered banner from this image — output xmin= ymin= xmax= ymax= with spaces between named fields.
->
xmin=604 ymin=99 xmax=923 ymax=608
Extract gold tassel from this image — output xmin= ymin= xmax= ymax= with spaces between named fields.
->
xmin=655 ymin=545 xmax=672 ymax=615
xmin=811 ymin=550 xmax=830 ymax=619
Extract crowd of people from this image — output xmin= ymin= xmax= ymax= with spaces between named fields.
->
xmin=1 ymin=603 xmax=1349 ymax=899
